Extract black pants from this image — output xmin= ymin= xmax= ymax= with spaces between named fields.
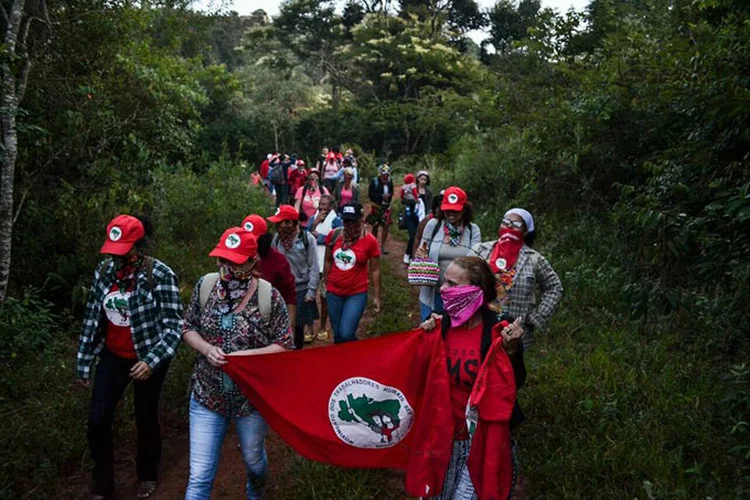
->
xmin=87 ymin=349 xmax=170 ymax=496
xmin=274 ymin=183 xmax=288 ymax=207
xmin=405 ymin=212 xmax=420 ymax=258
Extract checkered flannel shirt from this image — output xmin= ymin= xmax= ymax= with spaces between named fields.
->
xmin=473 ymin=242 xmax=563 ymax=344
xmin=76 ymin=258 xmax=183 ymax=379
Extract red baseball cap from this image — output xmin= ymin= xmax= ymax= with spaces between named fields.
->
xmin=241 ymin=214 xmax=268 ymax=236
xmin=441 ymin=186 xmax=468 ymax=212
xmin=209 ymin=227 xmax=258 ymax=264
xmin=267 ymin=205 xmax=300 ymax=223
xmin=100 ymin=215 xmax=145 ymax=255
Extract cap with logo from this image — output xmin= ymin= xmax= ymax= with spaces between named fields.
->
xmin=341 ymin=203 xmax=364 ymax=221
xmin=209 ymin=227 xmax=258 ymax=264
xmin=440 ymin=186 xmax=468 ymax=212
xmin=266 ymin=204 xmax=300 ymax=223
xmin=378 ymin=164 xmax=390 ymax=176
xmin=100 ymin=214 xmax=145 ymax=255
xmin=241 ymin=214 xmax=268 ymax=236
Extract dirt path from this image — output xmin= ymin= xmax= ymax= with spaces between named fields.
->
xmin=67 ymin=218 xmax=420 ymax=499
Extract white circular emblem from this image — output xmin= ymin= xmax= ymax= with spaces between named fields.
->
xmin=447 ymin=193 xmax=459 ymax=204
xmin=328 ymin=377 xmax=414 ymax=449
xmin=103 ymin=290 xmax=131 ymax=326
xmin=225 ymin=233 xmax=241 ymax=249
xmin=334 ymin=248 xmax=357 ymax=271
xmin=109 ymin=226 xmax=123 ymax=241
xmin=495 ymin=258 xmax=507 ymax=270
xmin=244 ymin=222 xmax=254 ymax=232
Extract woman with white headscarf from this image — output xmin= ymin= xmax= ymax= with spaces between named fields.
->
xmin=471 ymin=208 xmax=563 ymax=350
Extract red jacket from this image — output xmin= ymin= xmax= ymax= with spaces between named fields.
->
xmin=467 ymin=333 xmax=517 ymax=500
xmin=259 ymin=159 xmax=270 ymax=179
xmin=409 ymin=319 xmax=516 ymax=499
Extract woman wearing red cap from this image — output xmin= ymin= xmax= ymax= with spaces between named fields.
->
xmin=241 ymin=214 xmax=298 ymax=333
xmin=182 ymin=227 xmax=293 ymax=499
xmin=77 ymin=214 xmax=182 ymax=499
xmin=415 ymin=186 xmax=481 ymax=321
xmin=268 ymin=205 xmax=320 ymax=349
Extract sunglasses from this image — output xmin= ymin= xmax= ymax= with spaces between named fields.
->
xmin=501 ymin=218 xmax=525 ymax=229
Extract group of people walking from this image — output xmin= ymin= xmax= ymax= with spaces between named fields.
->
xmin=76 ymin=151 xmax=563 ymax=499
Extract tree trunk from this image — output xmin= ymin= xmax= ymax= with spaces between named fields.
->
xmin=0 ymin=0 xmax=27 ymax=304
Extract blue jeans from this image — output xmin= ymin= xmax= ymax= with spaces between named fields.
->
xmin=420 ymin=291 xmax=444 ymax=322
xmin=186 ymin=396 xmax=268 ymax=500
xmin=327 ymin=292 xmax=368 ymax=343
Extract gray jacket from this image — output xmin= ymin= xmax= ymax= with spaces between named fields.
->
xmin=272 ymin=232 xmax=320 ymax=299
xmin=417 ymin=218 xmax=481 ymax=309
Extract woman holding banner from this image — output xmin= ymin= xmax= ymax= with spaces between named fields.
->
xmin=182 ymin=227 xmax=293 ymax=499
xmin=421 ymin=256 xmax=526 ymax=499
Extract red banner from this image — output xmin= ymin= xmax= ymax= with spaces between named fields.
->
xmin=224 ymin=329 xmax=454 ymax=497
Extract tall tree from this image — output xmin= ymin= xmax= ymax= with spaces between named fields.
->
xmin=0 ymin=0 xmax=50 ymax=303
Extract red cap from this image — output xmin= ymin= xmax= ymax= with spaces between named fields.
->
xmin=209 ymin=227 xmax=258 ymax=264
xmin=241 ymin=214 xmax=268 ymax=236
xmin=297 ymin=159 xmax=305 ymax=167
xmin=267 ymin=204 xmax=300 ymax=223
xmin=404 ymin=173 xmax=415 ymax=184
xmin=441 ymin=186 xmax=468 ymax=212
xmin=100 ymin=215 xmax=145 ymax=255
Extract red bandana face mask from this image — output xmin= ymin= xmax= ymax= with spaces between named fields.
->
xmin=488 ymin=227 xmax=524 ymax=273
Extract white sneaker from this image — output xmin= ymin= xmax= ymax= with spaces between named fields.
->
xmin=403 ymin=254 xmax=411 ymax=264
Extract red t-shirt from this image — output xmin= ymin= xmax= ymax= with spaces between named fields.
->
xmin=324 ymin=233 xmax=380 ymax=296
xmin=103 ymin=283 xmax=137 ymax=359
xmin=258 ymin=248 xmax=297 ymax=305
xmin=444 ymin=322 xmax=483 ymax=439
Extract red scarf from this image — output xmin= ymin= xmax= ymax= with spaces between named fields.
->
xmin=488 ymin=228 xmax=524 ymax=273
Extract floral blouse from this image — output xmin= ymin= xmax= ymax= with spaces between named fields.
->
xmin=183 ymin=276 xmax=293 ymax=417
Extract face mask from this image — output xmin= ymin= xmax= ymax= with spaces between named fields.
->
xmin=498 ymin=226 xmax=523 ymax=241
xmin=218 ymin=261 xmax=255 ymax=282
xmin=441 ymin=284 xmax=484 ymax=328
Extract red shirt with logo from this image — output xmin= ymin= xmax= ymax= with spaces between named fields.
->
xmin=324 ymin=233 xmax=380 ymax=296
xmin=444 ymin=322 xmax=483 ymax=439
xmin=103 ymin=283 xmax=137 ymax=359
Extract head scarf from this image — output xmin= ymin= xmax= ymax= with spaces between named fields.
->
xmin=504 ymin=208 xmax=534 ymax=233
xmin=112 ymin=252 xmax=144 ymax=291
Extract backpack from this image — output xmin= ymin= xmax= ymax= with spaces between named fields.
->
xmin=198 ymin=274 xmax=272 ymax=319
xmin=327 ymin=227 xmax=344 ymax=248
xmin=272 ymin=231 xmax=310 ymax=252
xmin=269 ymin=162 xmax=284 ymax=185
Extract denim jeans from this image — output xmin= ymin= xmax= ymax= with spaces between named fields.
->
xmin=87 ymin=349 xmax=169 ymax=496
xmin=420 ymin=291 xmax=444 ymax=322
xmin=185 ymin=396 xmax=269 ymax=500
xmin=327 ymin=291 xmax=368 ymax=343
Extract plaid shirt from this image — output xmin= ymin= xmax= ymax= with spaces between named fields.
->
xmin=472 ymin=242 xmax=563 ymax=347
xmin=76 ymin=258 xmax=183 ymax=379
